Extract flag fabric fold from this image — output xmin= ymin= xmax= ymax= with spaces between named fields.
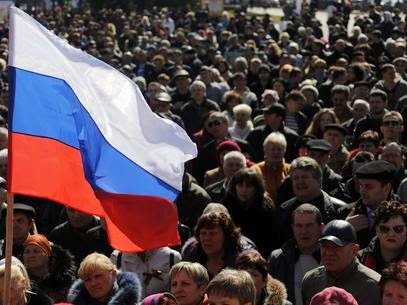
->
xmin=8 ymin=7 xmax=197 ymax=252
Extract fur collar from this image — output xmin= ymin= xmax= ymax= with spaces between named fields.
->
xmin=68 ymin=272 xmax=141 ymax=305
xmin=263 ymin=275 xmax=288 ymax=305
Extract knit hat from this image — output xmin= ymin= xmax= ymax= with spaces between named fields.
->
xmin=140 ymin=293 xmax=178 ymax=305
xmin=309 ymin=287 xmax=358 ymax=305
xmin=24 ymin=234 xmax=52 ymax=256
xmin=216 ymin=140 xmax=241 ymax=164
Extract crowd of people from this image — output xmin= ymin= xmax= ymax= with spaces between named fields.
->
xmin=0 ymin=1 xmax=406 ymax=305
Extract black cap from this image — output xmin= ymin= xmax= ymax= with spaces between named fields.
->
xmin=355 ymin=160 xmax=396 ymax=183
xmin=324 ymin=124 xmax=347 ymax=136
xmin=306 ymin=139 xmax=332 ymax=152
xmin=262 ymin=103 xmax=286 ymax=117
xmin=2 ymin=203 xmax=36 ymax=219
xmin=319 ymin=220 xmax=357 ymax=246
xmin=155 ymin=92 xmax=172 ymax=103
xmin=174 ymin=69 xmax=189 ymax=78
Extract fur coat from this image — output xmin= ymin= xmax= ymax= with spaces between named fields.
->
xmin=30 ymin=244 xmax=76 ymax=303
xmin=67 ymin=272 xmax=141 ymax=305
xmin=259 ymin=275 xmax=292 ymax=305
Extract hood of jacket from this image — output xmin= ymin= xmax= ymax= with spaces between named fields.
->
xmin=68 ymin=272 xmax=141 ymax=305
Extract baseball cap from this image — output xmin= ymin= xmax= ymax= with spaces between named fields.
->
xmin=319 ymin=220 xmax=357 ymax=246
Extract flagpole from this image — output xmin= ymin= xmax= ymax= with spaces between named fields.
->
xmin=3 ymin=192 xmax=14 ymax=305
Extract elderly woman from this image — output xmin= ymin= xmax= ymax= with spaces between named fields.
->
xmin=228 ymin=104 xmax=253 ymax=140
xmin=359 ymin=201 xmax=407 ymax=273
xmin=222 ymin=168 xmax=275 ymax=257
xmin=0 ymin=257 xmax=53 ymax=305
xmin=181 ymin=211 xmax=256 ymax=278
xmin=169 ymin=262 xmax=209 ymax=305
xmin=23 ymin=234 xmax=76 ymax=302
xmin=251 ymin=132 xmax=290 ymax=203
xmin=380 ymin=262 xmax=407 ymax=305
xmin=68 ymin=252 xmax=141 ymax=305
xmin=236 ymin=252 xmax=290 ymax=305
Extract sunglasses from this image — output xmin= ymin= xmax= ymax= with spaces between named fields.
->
xmin=378 ymin=224 xmax=406 ymax=234
xmin=208 ymin=120 xmax=222 ymax=128
xmin=382 ymin=120 xmax=400 ymax=126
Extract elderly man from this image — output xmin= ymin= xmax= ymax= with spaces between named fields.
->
xmin=269 ymin=204 xmax=323 ymax=305
xmin=252 ymin=132 xmax=290 ymax=203
xmin=180 ymin=80 xmax=220 ymax=136
xmin=205 ymin=151 xmax=247 ymax=202
xmin=302 ymin=220 xmax=381 ymax=305
xmin=273 ymin=157 xmax=346 ymax=248
xmin=342 ymin=160 xmax=397 ymax=248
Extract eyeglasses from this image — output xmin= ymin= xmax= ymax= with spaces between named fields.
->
xmin=208 ymin=120 xmax=222 ymax=128
xmin=382 ymin=120 xmax=401 ymax=127
xmin=378 ymin=224 xmax=406 ymax=234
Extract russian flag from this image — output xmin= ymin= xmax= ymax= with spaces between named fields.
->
xmin=8 ymin=7 xmax=197 ymax=252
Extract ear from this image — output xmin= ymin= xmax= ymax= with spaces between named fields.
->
xmin=380 ymin=125 xmax=385 ymax=134
xmin=352 ymin=243 xmax=360 ymax=255
xmin=320 ymin=223 xmax=325 ymax=232
xmin=111 ymin=269 xmax=118 ymax=281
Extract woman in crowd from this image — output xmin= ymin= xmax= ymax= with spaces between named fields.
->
xmin=222 ymin=168 xmax=275 ymax=257
xmin=359 ymin=200 xmax=407 ymax=273
xmin=236 ymin=252 xmax=291 ymax=305
xmin=23 ymin=234 xmax=76 ymax=302
xmin=380 ymin=262 xmax=407 ymax=305
xmin=221 ymin=91 xmax=243 ymax=126
xmin=67 ymin=252 xmax=141 ymax=305
xmin=181 ymin=211 xmax=256 ymax=278
xmin=305 ymin=108 xmax=339 ymax=138
xmin=271 ymin=78 xmax=287 ymax=102
xmin=169 ymin=262 xmax=209 ymax=305
xmin=0 ymin=257 xmax=53 ymax=305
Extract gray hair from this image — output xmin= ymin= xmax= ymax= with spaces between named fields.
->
xmin=170 ymin=262 xmax=209 ymax=288
xmin=223 ymin=151 xmax=247 ymax=167
xmin=263 ymin=132 xmax=287 ymax=149
xmin=233 ymin=104 xmax=252 ymax=116
xmin=290 ymin=156 xmax=322 ymax=180
xmin=190 ymin=80 xmax=206 ymax=91
xmin=398 ymin=178 xmax=407 ymax=204
xmin=353 ymin=99 xmax=370 ymax=111
xmin=382 ymin=142 xmax=402 ymax=155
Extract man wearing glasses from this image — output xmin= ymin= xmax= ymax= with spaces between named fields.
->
xmin=358 ymin=200 xmax=407 ymax=273
xmin=380 ymin=111 xmax=405 ymax=146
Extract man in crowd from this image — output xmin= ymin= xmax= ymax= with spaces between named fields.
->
xmin=273 ymin=156 xmax=346 ymax=248
xmin=342 ymin=160 xmax=397 ymax=248
xmin=269 ymin=204 xmax=323 ymax=305
xmin=302 ymin=220 xmax=381 ymax=305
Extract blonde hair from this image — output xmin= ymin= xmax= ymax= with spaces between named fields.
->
xmin=0 ymin=265 xmax=28 ymax=289
xmin=170 ymin=262 xmax=209 ymax=287
xmin=78 ymin=253 xmax=117 ymax=280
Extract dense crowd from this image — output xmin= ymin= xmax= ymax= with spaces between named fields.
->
xmin=0 ymin=1 xmax=405 ymax=305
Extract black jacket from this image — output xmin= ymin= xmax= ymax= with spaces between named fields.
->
xmin=68 ymin=272 xmax=141 ymax=305
xmin=273 ymin=191 xmax=347 ymax=248
xmin=268 ymin=239 xmax=320 ymax=304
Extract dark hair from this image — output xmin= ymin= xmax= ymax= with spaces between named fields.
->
xmin=291 ymin=203 xmax=322 ymax=225
xmin=194 ymin=212 xmax=241 ymax=260
xmin=373 ymin=200 xmax=407 ymax=225
xmin=286 ymin=90 xmax=305 ymax=102
xmin=380 ymin=262 xmax=407 ymax=293
xmin=381 ymin=63 xmax=395 ymax=73
xmin=369 ymin=89 xmax=388 ymax=101
xmin=228 ymin=168 xmax=264 ymax=193
xmin=235 ymin=252 xmax=269 ymax=280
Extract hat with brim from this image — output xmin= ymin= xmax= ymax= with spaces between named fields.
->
xmin=319 ymin=220 xmax=357 ymax=247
